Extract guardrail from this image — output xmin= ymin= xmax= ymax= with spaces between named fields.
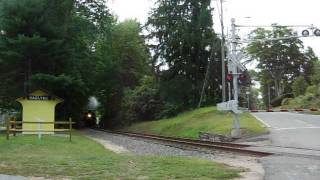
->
xmin=5 ymin=117 xmax=75 ymax=141
xmin=249 ymin=108 xmax=319 ymax=113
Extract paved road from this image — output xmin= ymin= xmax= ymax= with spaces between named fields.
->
xmin=253 ymin=112 xmax=320 ymax=150
xmin=251 ymin=112 xmax=320 ymax=180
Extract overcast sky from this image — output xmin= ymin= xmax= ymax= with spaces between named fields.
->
xmin=107 ymin=0 xmax=320 ymax=57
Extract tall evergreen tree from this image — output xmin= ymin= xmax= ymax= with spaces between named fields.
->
xmin=0 ymin=0 xmax=113 ymax=121
xmin=0 ymin=0 xmax=74 ymax=106
xmin=147 ymin=0 xmax=222 ymax=108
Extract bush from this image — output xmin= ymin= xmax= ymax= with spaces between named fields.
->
xmin=306 ymin=85 xmax=318 ymax=94
xmin=281 ymin=98 xmax=291 ymax=106
xmin=292 ymin=76 xmax=308 ymax=97
xmin=120 ymin=76 xmax=164 ymax=125
xmin=159 ymin=102 xmax=183 ymax=118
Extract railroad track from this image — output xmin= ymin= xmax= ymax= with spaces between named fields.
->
xmin=93 ymin=128 xmax=273 ymax=157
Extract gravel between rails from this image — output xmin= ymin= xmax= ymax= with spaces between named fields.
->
xmin=81 ymin=129 xmax=265 ymax=180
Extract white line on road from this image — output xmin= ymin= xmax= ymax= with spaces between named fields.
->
xmin=250 ymin=113 xmax=271 ymax=128
xmin=292 ymin=112 xmax=320 ymax=117
xmin=273 ymin=127 xmax=320 ymax=131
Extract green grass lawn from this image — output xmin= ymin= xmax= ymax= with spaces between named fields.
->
xmin=0 ymin=133 xmax=240 ymax=180
xmin=125 ymin=106 xmax=267 ymax=139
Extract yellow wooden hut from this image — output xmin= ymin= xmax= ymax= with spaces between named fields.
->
xmin=16 ymin=89 xmax=63 ymax=134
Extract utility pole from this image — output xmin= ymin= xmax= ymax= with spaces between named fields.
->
xmin=220 ymin=0 xmax=226 ymax=102
xmin=217 ymin=18 xmax=242 ymax=137
xmin=230 ymin=18 xmax=241 ymax=137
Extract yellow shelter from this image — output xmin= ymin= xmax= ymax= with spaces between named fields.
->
xmin=17 ymin=89 xmax=63 ymax=134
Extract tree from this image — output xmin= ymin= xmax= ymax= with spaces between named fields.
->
xmin=246 ymin=27 xmax=316 ymax=105
xmin=147 ymin=0 xmax=222 ymax=109
xmin=0 ymin=0 xmax=74 ymax=106
xmin=311 ymin=60 xmax=320 ymax=85
xmin=96 ymin=20 xmax=151 ymax=128
xmin=120 ymin=76 xmax=163 ymax=126
xmin=0 ymin=0 xmax=113 ymax=122
xmin=292 ymin=76 xmax=308 ymax=97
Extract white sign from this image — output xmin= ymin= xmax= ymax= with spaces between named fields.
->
xmin=28 ymin=95 xmax=50 ymax=100
xmin=227 ymin=53 xmax=246 ymax=71
xmin=217 ymin=100 xmax=242 ymax=114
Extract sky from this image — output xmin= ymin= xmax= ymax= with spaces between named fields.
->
xmin=107 ymin=0 xmax=320 ymax=57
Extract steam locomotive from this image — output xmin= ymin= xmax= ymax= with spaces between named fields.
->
xmin=81 ymin=110 xmax=97 ymax=128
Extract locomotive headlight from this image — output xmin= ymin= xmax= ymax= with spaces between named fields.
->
xmin=87 ymin=113 xmax=92 ymax=118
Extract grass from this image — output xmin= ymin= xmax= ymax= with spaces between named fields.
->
xmin=298 ymin=111 xmax=320 ymax=115
xmin=125 ymin=106 xmax=267 ymax=139
xmin=309 ymin=111 xmax=320 ymax=115
xmin=0 ymin=133 xmax=240 ymax=179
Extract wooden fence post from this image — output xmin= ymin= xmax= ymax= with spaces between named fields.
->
xmin=69 ymin=117 xmax=72 ymax=142
xmin=13 ymin=117 xmax=16 ymax=137
xmin=6 ymin=118 xmax=9 ymax=140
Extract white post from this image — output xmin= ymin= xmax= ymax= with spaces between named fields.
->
xmin=37 ymin=118 xmax=43 ymax=140
xmin=230 ymin=18 xmax=241 ymax=137
xmin=228 ymin=82 xmax=231 ymax=101
xmin=246 ymin=91 xmax=250 ymax=110
xmin=268 ymin=83 xmax=271 ymax=109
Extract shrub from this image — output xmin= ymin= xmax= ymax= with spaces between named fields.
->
xmin=306 ymin=85 xmax=318 ymax=94
xmin=120 ymin=76 xmax=164 ymax=125
xmin=292 ymin=76 xmax=308 ymax=97
xmin=281 ymin=98 xmax=291 ymax=106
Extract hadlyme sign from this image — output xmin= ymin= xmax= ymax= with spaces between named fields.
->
xmin=16 ymin=89 xmax=63 ymax=134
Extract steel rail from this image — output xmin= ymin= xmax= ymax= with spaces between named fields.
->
xmin=111 ymin=130 xmax=250 ymax=148
xmin=94 ymin=129 xmax=273 ymax=157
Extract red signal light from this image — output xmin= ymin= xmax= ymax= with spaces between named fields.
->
xmin=226 ymin=74 xmax=232 ymax=81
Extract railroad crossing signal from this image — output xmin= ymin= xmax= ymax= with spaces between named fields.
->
xmin=227 ymin=52 xmax=246 ymax=71
xmin=217 ymin=100 xmax=242 ymax=114
xmin=226 ymin=73 xmax=232 ymax=81
xmin=301 ymin=28 xmax=320 ymax=37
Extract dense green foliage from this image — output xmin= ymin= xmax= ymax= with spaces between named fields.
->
xmin=0 ymin=134 xmax=240 ymax=179
xmin=292 ymin=76 xmax=308 ymax=97
xmin=96 ymin=20 xmax=151 ymax=128
xmin=0 ymin=0 xmax=152 ymax=126
xmin=282 ymin=61 xmax=320 ymax=109
xmin=0 ymin=0 xmax=74 ymax=108
xmin=147 ymin=0 xmax=222 ymax=109
xmin=0 ymin=0 xmax=225 ymax=127
xmin=126 ymin=106 xmax=267 ymax=139
xmin=246 ymin=28 xmax=317 ymax=107
xmin=120 ymin=76 xmax=163 ymax=125
xmin=0 ymin=0 xmax=114 ymax=122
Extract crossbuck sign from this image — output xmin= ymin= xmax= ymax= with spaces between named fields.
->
xmin=217 ymin=100 xmax=242 ymax=114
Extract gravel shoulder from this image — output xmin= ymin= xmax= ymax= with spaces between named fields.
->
xmin=81 ymin=129 xmax=264 ymax=180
